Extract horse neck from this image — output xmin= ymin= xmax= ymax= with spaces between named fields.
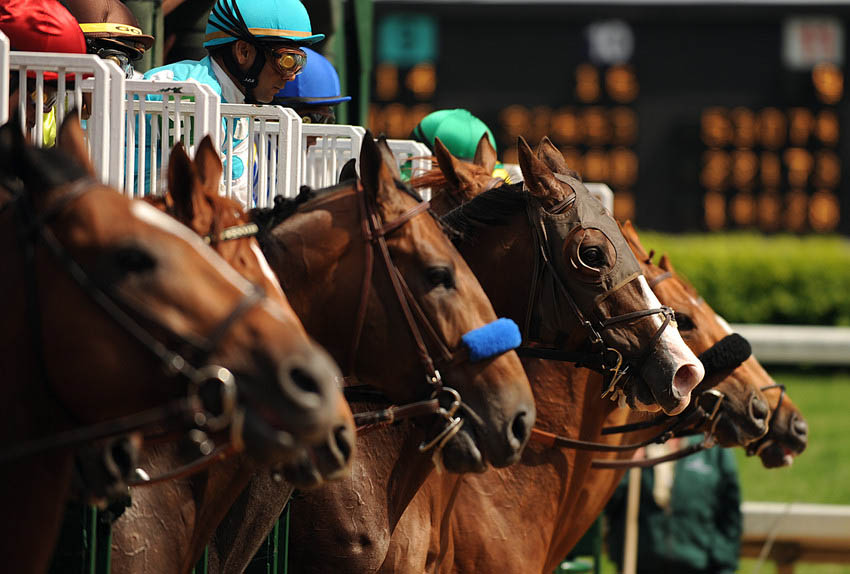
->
xmin=263 ymin=190 xmax=362 ymax=369
xmin=455 ymin=215 xmax=535 ymax=324
xmin=544 ymin=406 xmax=658 ymax=571
xmin=288 ymin=421 xmax=433 ymax=573
xmin=110 ymin=447 xmax=255 ymax=574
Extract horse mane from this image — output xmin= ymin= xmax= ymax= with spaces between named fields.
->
xmin=408 ymin=165 xmax=447 ymax=191
xmin=440 ymin=182 xmax=530 ymax=242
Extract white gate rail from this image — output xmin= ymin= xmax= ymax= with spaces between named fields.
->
xmin=219 ymin=104 xmax=301 ymax=207
xmin=302 ymin=124 xmax=366 ymax=189
xmin=122 ymin=79 xmax=219 ymax=197
xmin=0 ymin=31 xmax=9 ymax=126
xmin=8 ymin=52 xmax=123 ymax=185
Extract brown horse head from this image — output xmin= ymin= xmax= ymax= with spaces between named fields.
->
xmin=441 ymin=137 xmax=703 ymax=415
xmin=747 ymin=386 xmax=808 ymax=467
xmin=0 ymin=115 xmax=343 ymax=572
xmin=621 ymin=221 xmax=771 ymax=446
xmin=153 ymin=137 xmax=354 ymax=473
xmin=258 ymin=133 xmax=535 ymax=472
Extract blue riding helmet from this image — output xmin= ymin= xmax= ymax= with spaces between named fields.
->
xmin=274 ymin=47 xmax=351 ymax=105
xmin=204 ymin=0 xmax=324 ymax=47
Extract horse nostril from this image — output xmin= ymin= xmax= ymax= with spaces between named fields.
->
xmin=508 ymin=411 xmax=530 ymax=449
xmin=749 ymin=395 xmax=770 ymax=424
xmin=291 ymin=366 xmax=321 ymax=396
xmin=334 ymin=425 xmax=354 ymax=464
xmin=792 ymin=416 xmax=809 ymax=440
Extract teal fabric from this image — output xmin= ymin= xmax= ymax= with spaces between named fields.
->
xmin=604 ymin=437 xmax=742 ymax=574
xmin=141 ymin=56 xmax=245 ymax=187
xmin=410 ymin=109 xmax=497 ymax=160
xmin=204 ymin=0 xmax=323 ymax=47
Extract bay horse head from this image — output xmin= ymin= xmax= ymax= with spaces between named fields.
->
xmin=152 ymin=137 xmax=354 ymax=474
xmin=0 ymin=116 xmax=339 ymax=572
xmin=621 ymin=221 xmax=772 ymax=446
xmin=257 ymin=133 xmax=535 ymax=472
xmin=747 ymin=387 xmax=808 ymax=467
xmin=441 ymin=137 xmax=703 ymax=415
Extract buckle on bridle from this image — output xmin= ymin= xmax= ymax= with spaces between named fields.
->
xmin=599 ymin=348 xmax=627 ymax=398
xmin=418 ymin=386 xmax=464 ymax=467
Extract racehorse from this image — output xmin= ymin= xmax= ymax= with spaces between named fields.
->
xmin=276 ymin=136 xmax=705 ymax=574
xmin=381 ymin=225 xmax=777 ymax=574
xmin=0 ymin=117 xmax=340 ymax=574
xmin=377 ymin=138 xmax=779 ymax=573
xmin=204 ymin=133 xmax=536 ymax=573
xmin=108 ymin=138 xmax=354 ymax=574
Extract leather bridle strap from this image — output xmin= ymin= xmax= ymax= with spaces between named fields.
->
xmin=590 ymin=440 xmax=708 ymax=469
xmin=349 ymin=185 xmax=442 ymax=382
xmin=0 ymin=399 xmax=198 ymax=465
xmin=648 ymin=270 xmax=674 ymax=289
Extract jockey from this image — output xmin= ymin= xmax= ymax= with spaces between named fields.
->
xmin=0 ymin=0 xmax=87 ymax=143
xmin=411 ymin=108 xmax=514 ymax=183
xmin=63 ymin=0 xmax=155 ymax=80
xmin=142 ymin=0 xmax=323 ymax=205
xmin=272 ymin=47 xmax=350 ymax=125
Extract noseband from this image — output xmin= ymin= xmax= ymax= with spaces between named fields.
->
xmin=0 ymin=177 xmax=264 ymax=466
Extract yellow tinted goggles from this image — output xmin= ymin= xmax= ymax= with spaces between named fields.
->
xmin=268 ymin=46 xmax=307 ymax=77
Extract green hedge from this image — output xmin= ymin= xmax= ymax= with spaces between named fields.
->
xmin=634 ymin=232 xmax=850 ymax=326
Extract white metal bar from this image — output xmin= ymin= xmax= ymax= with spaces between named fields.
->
xmin=0 ymin=31 xmax=8 ymax=125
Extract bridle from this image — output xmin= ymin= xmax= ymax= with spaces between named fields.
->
xmin=0 ymin=177 xmax=265 ymax=477
xmin=529 ymin=266 xmax=754 ymax=469
xmin=515 ymin=175 xmax=675 ymax=399
xmin=343 ymin=181 xmax=517 ymax=468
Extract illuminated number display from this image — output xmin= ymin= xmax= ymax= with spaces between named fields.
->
xmin=372 ymin=4 xmax=848 ymax=233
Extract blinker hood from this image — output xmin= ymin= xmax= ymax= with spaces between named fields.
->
xmin=524 ymin=173 xmax=643 ymax=345
xmin=537 ymin=174 xmax=641 ymax=298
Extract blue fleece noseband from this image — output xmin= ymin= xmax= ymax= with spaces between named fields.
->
xmin=461 ymin=318 xmax=522 ymax=362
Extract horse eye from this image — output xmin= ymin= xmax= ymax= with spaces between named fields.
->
xmin=426 ymin=266 xmax=455 ymax=290
xmin=674 ymin=312 xmax=695 ymax=331
xmin=579 ymin=245 xmax=606 ymax=268
xmin=112 ymin=246 xmax=157 ymax=275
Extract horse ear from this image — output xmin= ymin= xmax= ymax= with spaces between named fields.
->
xmin=535 ymin=137 xmax=567 ymax=173
xmin=619 ymin=220 xmax=650 ymax=261
xmin=659 ymin=253 xmax=676 ymax=273
xmin=360 ymin=132 xmax=408 ymax=215
xmin=359 ymin=131 xmax=381 ymax=200
xmin=193 ymin=136 xmax=222 ymax=197
xmin=56 ymin=112 xmax=96 ymax=177
xmin=517 ymin=136 xmax=570 ymax=201
xmin=338 ymin=158 xmax=358 ymax=183
xmin=473 ymin=133 xmax=498 ymax=174
xmin=167 ymin=142 xmax=199 ymax=221
xmin=433 ymin=137 xmax=463 ymax=189
xmin=376 ymin=136 xmax=402 ymax=180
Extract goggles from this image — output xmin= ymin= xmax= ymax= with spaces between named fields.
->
xmin=300 ymin=109 xmax=336 ymax=125
xmin=96 ymin=48 xmax=135 ymax=79
xmin=267 ymin=46 xmax=307 ymax=78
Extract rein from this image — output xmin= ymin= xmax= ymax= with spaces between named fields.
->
xmin=0 ymin=179 xmax=262 ymax=478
